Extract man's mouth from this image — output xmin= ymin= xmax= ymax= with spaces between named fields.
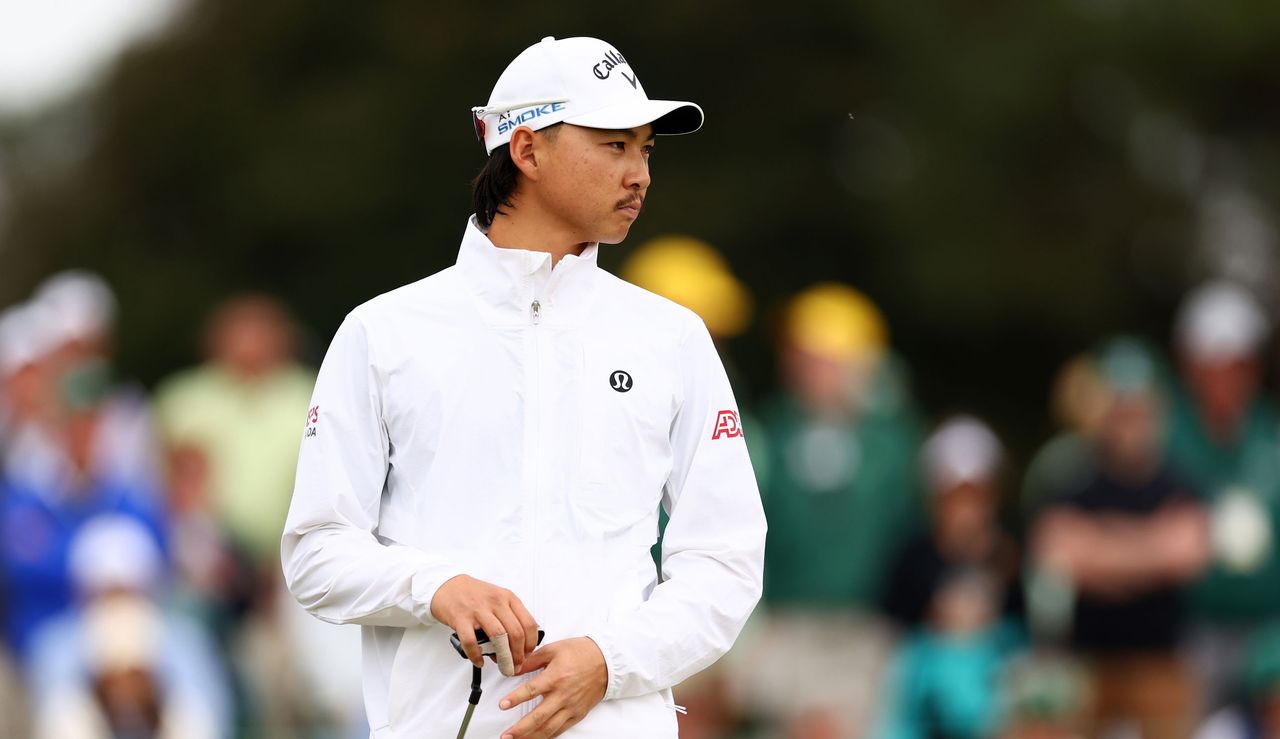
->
xmin=616 ymin=197 xmax=643 ymax=218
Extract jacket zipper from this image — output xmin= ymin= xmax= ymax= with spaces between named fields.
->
xmin=527 ymin=295 xmax=541 ymax=719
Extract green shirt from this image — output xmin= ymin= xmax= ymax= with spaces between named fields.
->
xmin=154 ymin=364 xmax=316 ymax=564
xmin=1166 ymin=392 xmax=1280 ymax=623
xmin=758 ymin=392 xmax=923 ymax=607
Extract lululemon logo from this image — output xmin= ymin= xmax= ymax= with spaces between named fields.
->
xmin=610 ymin=370 xmax=633 ymax=393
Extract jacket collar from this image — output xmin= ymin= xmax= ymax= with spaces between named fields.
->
xmin=455 ymin=216 xmax=601 ymax=326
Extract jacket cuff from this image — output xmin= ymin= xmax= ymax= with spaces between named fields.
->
xmin=582 ymin=628 xmax=623 ymax=700
xmin=409 ymin=564 xmax=468 ymax=625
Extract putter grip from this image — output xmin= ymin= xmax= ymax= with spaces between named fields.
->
xmin=449 ymin=628 xmax=546 ymax=660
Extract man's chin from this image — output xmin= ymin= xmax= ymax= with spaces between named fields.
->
xmin=596 ymin=226 xmax=633 ymax=245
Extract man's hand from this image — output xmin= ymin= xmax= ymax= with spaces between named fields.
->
xmin=430 ymin=575 xmax=539 ymax=674
xmin=498 ymin=637 xmax=608 ymax=739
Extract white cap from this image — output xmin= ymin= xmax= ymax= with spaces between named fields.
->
xmin=0 ymin=302 xmax=59 ymax=376
xmin=922 ymin=415 xmax=1004 ymax=492
xmin=1175 ymin=280 xmax=1269 ymax=361
xmin=32 ymin=270 xmax=117 ymax=345
xmin=68 ymin=515 xmax=164 ymax=596
xmin=472 ymin=36 xmax=703 ymax=155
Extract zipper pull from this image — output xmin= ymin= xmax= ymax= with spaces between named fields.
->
xmin=531 ymin=299 xmax=542 ymax=325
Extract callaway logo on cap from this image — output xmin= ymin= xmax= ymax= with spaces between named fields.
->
xmin=471 ymin=36 xmax=704 ymax=154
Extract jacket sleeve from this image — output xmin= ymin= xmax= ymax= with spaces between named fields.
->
xmin=280 ymin=313 xmax=465 ymax=627
xmin=585 ymin=318 xmax=767 ymax=700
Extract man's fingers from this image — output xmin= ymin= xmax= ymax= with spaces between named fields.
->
xmin=500 ymin=700 xmax=558 ymax=739
xmin=499 ymin=639 xmax=605 ymax=737
xmin=516 ymin=645 xmax=553 ymax=676
xmin=457 ymin=624 xmax=483 ymax=668
xmin=433 ymin=576 xmax=542 ymax=669
xmin=510 ymin=598 xmax=540 ymax=657
xmin=504 ymin=706 xmax=577 ymax=739
xmin=476 ymin=612 xmax=508 ymax=668
xmin=535 ymin=709 xmax=576 ymax=739
xmin=495 ymin=604 xmax=527 ymax=671
xmin=492 ymin=632 xmax=516 ymax=677
xmin=500 ymin=676 xmax=546 ymax=710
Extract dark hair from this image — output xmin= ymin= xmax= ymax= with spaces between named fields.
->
xmin=471 ymin=124 xmax=560 ymax=229
xmin=471 ymin=145 xmax=520 ymax=229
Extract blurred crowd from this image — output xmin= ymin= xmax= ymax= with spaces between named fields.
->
xmin=0 ymin=274 xmax=361 ymax=739
xmin=3 ymin=245 xmax=1280 ymax=739
xmin=623 ymin=238 xmax=1280 ymax=739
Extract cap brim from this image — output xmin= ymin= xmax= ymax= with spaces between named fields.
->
xmin=564 ymin=99 xmax=703 ymax=136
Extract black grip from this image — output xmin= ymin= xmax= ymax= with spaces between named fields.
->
xmin=468 ymin=665 xmax=483 ymax=705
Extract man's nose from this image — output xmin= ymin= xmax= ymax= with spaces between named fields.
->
xmin=624 ymin=152 xmax=651 ymax=191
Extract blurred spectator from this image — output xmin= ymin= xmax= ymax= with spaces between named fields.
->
xmin=153 ymin=294 xmax=315 ymax=569
xmin=33 ymin=598 xmax=214 ymax=739
xmin=153 ymin=294 xmax=368 ymax=738
xmin=30 ymin=270 xmax=117 ymax=367
xmin=621 ymin=235 xmax=754 ymax=342
xmin=875 ymin=567 xmax=1023 ymax=739
xmin=0 ymin=353 xmax=167 ymax=659
xmin=1030 ymin=337 xmax=1209 ymax=738
xmin=0 ymin=302 xmax=60 ymax=448
xmin=164 ymin=443 xmax=258 ymax=636
xmin=1164 ymin=281 xmax=1280 ymax=702
xmin=760 ymin=282 xmax=923 ymax=605
xmin=27 ymin=515 xmax=230 ymax=739
xmin=1021 ymin=355 xmax=1110 ymax=512
xmin=1196 ymin=624 xmax=1280 ymax=739
xmin=885 ymin=415 xmax=1021 ymax=629
xmin=5 ymin=271 xmax=162 ymax=495
xmin=739 ymin=283 xmax=924 ymax=738
xmin=1 ymin=301 xmax=65 ymax=493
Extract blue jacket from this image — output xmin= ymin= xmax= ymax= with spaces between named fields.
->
xmin=0 ymin=476 xmax=167 ymax=659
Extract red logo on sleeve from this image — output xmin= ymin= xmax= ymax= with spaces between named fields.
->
xmin=712 ymin=410 xmax=743 ymax=440
xmin=304 ymin=405 xmax=319 ymax=438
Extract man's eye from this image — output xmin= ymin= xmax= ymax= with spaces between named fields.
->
xmin=608 ymin=142 xmax=626 ymax=151
xmin=642 ymin=146 xmax=654 ymax=157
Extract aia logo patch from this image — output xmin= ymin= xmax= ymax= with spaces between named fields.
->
xmin=304 ymin=405 xmax=319 ymax=438
xmin=712 ymin=410 xmax=743 ymax=440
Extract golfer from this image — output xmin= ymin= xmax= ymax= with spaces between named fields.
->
xmin=282 ymin=36 xmax=766 ymax=739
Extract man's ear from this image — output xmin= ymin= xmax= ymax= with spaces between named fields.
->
xmin=509 ymin=126 xmax=542 ymax=181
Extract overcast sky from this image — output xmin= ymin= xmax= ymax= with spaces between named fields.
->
xmin=0 ymin=0 xmax=186 ymax=115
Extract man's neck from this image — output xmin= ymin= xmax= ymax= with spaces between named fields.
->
xmin=486 ymin=208 xmax=590 ymax=268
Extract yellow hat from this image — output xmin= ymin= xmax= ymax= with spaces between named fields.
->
xmin=622 ymin=235 xmax=753 ymax=338
xmin=784 ymin=283 xmax=887 ymax=362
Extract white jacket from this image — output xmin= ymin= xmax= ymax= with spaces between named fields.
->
xmin=282 ymin=218 xmax=767 ymax=738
